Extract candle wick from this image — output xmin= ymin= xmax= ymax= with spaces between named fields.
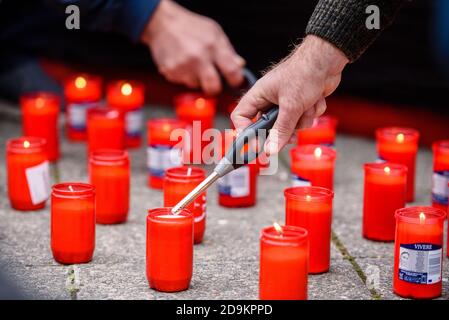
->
xmin=68 ymin=185 xmax=74 ymax=192
xmin=273 ymin=222 xmax=283 ymax=236
xmin=187 ymin=168 xmax=192 ymax=176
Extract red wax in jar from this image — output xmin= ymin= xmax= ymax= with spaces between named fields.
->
xmin=146 ymin=208 xmax=193 ymax=292
xmin=376 ymin=127 xmax=419 ymax=202
xmin=174 ymin=93 xmax=216 ymax=164
xmin=51 ymin=183 xmax=95 ymax=264
xmin=284 ymin=186 xmax=334 ymax=274
xmin=106 ymin=80 xmax=145 ymax=148
xmin=393 ymin=207 xmax=446 ymax=299
xmin=147 ymin=118 xmax=187 ymax=189
xmin=431 ymin=140 xmax=449 ymax=213
xmin=6 ymin=137 xmax=50 ymax=211
xmin=64 ymin=74 xmax=102 ymax=141
xmin=164 ymin=167 xmax=206 ymax=244
xmin=87 ymin=107 xmax=125 ymax=155
xmin=297 ymin=115 xmax=338 ymax=147
xmin=89 ymin=150 xmax=129 ymax=224
xmin=363 ymin=163 xmax=407 ymax=241
xmin=20 ymin=92 xmax=60 ymax=161
xmin=259 ymin=225 xmax=309 ymax=300
xmin=290 ymin=145 xmax=336 ymax=190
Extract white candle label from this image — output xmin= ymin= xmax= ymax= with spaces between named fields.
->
xmin=218 ymin=166 xmax=250 ymax=198
xmin=125 ymin=108 xmax=143 ymax=137
xmin=432 ymin=171 xmax=449 ymax=205
xmin=398 ymin=243 xmax=442 ymax=285
xmin=291 ymin=174 xmax=311 ymax=187
xmin=147 ymin=145 xmax=182 ymax=177
xmin=67 ymin=102 xmax=96 ymax=131
xmin=25 ymin=161 xmax=50 ymax=205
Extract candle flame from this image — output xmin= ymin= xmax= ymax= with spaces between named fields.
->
xmin=314 ymin=147 xmax=322 ymax=158
xmin=121 ymin=83 xmax=133 ymax=96
xmin=162 ymin=124 xmax=170 ymax=132
xmin=195 ymin=98 xmax=206 ymax=109
xmin=35 ymin=97 xmax=45 ymax=108
xmin=396 ymin=133 xmax=405 ymax=143
xmin=384 ymin=166 xmax=391 ymax=174
xmin=23 ymin=140 xmax=30 ymax=148
xmin=74 ymin=76 xmax=87 ymax=89
xmin=273 ymin=222 xmax=283 ymax=235
xmin=306 ymin=195 xmax=312 ymax=202
xmin=419 ymin=212 xmax=426 ymax=224
xmin=68 ymin=185 xmax=74 ymax=192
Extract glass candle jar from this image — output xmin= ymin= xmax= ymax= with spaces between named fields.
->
xmin=432 ymin=140 xmax=449 ymax=213
xmin=64 ymin=74 xmax=102 ymax=141
xmin=164 ymin=166 xmax=206 ymax=244
xmin=393 ymin=206 xmax=446 ymax=299
xmin=51 ymin=183 xmax=96 ymax=264
xmin=376 ymin=127 xmax=420 ymax=202
xmin=6 ymin=137 xmax=50 ymax=210
xmin=147 ymin=118 xmax=186 ymax=189
xmin=87 ymin=107 xmax=125 ymax=155
xmin=290 ymin=145 xmax=336 ymax=190
xmin=284 ymin=186 xmax=334 ymax=274
xmin=363 ymin=163 xmax=407 ymax=241
xmin=146 ymin=207 xmax=193 ymax=292
xmin=296 ymin=115 xmax=338 ymax=147
xmin=20 ymin=92 xmax=60 ymax=161
xmin=89 ymin=150 xmax=129 ymax=224
xmin=259 ymin=225 xmax=309 ymax=300
xmin=106 ymin=80 xmax=145 ymax=148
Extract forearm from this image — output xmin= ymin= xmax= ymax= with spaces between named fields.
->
xmin=306 ymin=0 xmax=407 ymax=62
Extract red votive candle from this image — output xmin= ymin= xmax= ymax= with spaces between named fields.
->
xmin=376 ymin=127 xmax=420 ymax=202
xmin=6 ymin=137 xmax=50 ymax=211
xmin=259 ymin=224 xmax=309 ymax=300
xmin=297 ymin=115 xmax=338 ymax=147
xmin=20 ymin=92 xmax=60 ymax=161
xmin=87 ymin=107 xmax=125 ymax=155
xmin=64 ymin=74 xmax=102 ymax=141
xmin=106 ymin=80 xmax=145 ymax=148
xmin=164 ymin=167 xmax=206 ymax=244
xmin=175 ymin=93 xmax=216 ymax=164
xmin=51 ymin=183 xmax=95 ymax=264
xmin=147 ymin=118 xmax=186 ymax=189
xmin=146 ymin=208 xmax=193 ymax=292
xmin=290 ymin=145 xmax=336 ymax=190
xmin=393 ymin=207 xmax=446 ymax=299
xmin=363 ymin=163 xmax=407 ymax=241
xmin=432 ymin=140 xmax=449 ymax=212
xmin=89 ymin=150 xmax=129 ymax=224
xmin=284 ymin=186 xmax=334 ymax=274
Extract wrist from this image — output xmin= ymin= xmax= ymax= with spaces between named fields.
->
xmin=141 ymin=0 xmax=171 ymax=44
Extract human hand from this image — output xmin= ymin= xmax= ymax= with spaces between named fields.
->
xmin=141 ymin=0 xmax=245 ymax=95
xmin=231 ymin=35 xmax=349 ymax=155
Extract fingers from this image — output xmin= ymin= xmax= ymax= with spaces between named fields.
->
xmin=198 ymin=63 xmax=222 ymax=96
xmin=214 ymin=35 xmax=245 ymax=87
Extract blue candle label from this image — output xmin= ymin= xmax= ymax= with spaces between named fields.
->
xmin=291 ymin=174 xmax=311 ymax=187
xmin=67 ymin=102 xmax=97 ymax=131
xmin=25 ymin=161 xmax=51 ymax=205
xmin=147 ymin=145 xmax=182 ymax=178
xmin=125 ymin=108 xmax=143 ymax=138
xmin=218 ymin=166 xmax=250 ymax=198
xmin=432 ymin=171 xmax=449 ymax=206
xmin=398 ymin=243 xmax=442 ymax=284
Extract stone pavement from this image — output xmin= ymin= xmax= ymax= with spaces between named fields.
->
xmin=0 ymin=101 xmax=447 ymax=300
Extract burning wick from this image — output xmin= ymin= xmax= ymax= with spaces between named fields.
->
xmin=273 ymin=222 xmax=283 ymax=235
xmin=121 ymin=83 xmax=133 ymax=96
xmin=23 ymin=140 xmax=30 ymax=149
xmin=396 ymin=133 xmax=405 ymax=143
xmin=314 ymin=147 xmax=322 ymax=158
xmin=35 ymin=98 xmax=45 ymax=109
xmin=384 ymin=166 xmax=391 ymax=174
xmin=75 ymin=76 xmax=87 ymax=89
xmin=306 ymin=195 xmax=312 ymax=202
xmin=419 ymin=212 xmax=426 ymax=224
xmin=195 ymin=98 xmax=206 ymax=109
xmin=68 ymin=185 xmax=74 ymax=192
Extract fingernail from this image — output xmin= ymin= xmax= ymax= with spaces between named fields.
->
xmin=236 ymin=56 xmax=246 ymax=67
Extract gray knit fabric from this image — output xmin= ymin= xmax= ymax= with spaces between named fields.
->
xmin=306 ymin=0 xmax=407 ymax=62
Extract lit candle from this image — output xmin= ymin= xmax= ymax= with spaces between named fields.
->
xmin=431 ymin=140 xmax=449 ymax=213
xmin=296 ymin=115 xmax=338 ymax=147
xmin=89 ymin=150 xmax=129 ymax=224
xmin=51 ymin=183 xmax=96 ymax=264
xmin=6 ymin=137 xmax=50 ymax=211
xmin=106 ymin=80 xmax=145 ymax=148
xmin=217 ymin=130 xmax=258 ymax=208
xmin=146 ymin=207 xmax=193 ymax=292
xmin=393 ymin=207 xmax=446 ymax=299
xmin=164 ymin=166 xmax=206 ymax=244
xmin=284 ymin=186 xmax=334 ymax=274
xmin=376 ymin=127 xmax=420 ymax=202
xmin=147 ymin=118 xmax=187 ymax=189
xmin=290 ymin=145 xmax=336 ymax=190
xmin=363 ymin=163 xmax=407 ymax=241
xmin=64 ymin=74 xmax=103 ymax=141
xmin=174 ymin=93 xmax=216 ymax=164
xmin=87 ymin=107 xmax=125 ymax=155
xmin=259 ymin=223 xmax=309 ymax=300
xmin=20 ymin=92 xmax=60 ymax=161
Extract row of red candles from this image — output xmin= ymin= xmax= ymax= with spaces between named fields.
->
xmin=8 ymin=73 xmax=449 ymax=300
